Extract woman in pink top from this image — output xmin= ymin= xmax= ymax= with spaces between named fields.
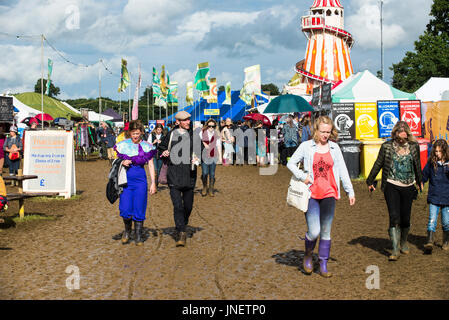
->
xmin=287 ymin=116 xmax=355 ymax=278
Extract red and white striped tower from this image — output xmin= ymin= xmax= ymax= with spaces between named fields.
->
xmin=295 ymin=0 xmax=354 ymax=94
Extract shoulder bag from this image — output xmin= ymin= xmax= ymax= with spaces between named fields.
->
xmin=286 ymin=167 xmax=311 ymax=212
xmin=158 ymin=131 xmax=174 ymax=185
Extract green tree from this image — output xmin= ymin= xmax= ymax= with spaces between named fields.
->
xmin=261 ymin=83 xmax=280 ymax=96
xmin=218 ymin=85 xmax=225 ymax=92
xmin=34 ymin=78 xmax=60 ymax=97
xmin=391 ymin=0 xmax=449 ymax=92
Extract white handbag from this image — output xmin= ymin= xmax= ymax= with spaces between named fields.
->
xmin=286 ymin=175 xmax=311 ymax=212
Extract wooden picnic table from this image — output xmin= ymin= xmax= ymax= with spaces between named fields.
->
xmin=3 ymin=171 xmax=58 ymax=218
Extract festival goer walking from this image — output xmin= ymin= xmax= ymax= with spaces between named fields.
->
xmin=159 ymin=111 xmax=198 ymax=247
xmin=422 ymin=139 xmax=449 ymax=252
xmin=366 ymin=121 xmax=423 ymax=261
xmin=114 ymin=120 xmax=157 ymax=246
xmin=3 ymin=126 xmax=22 ymax=177
xmin=200 ymin=119 xmax=220 ymax=197
xmin=148 ymin=124 xmax=165 ymax=190
xmin=98 ymin=122 xmax=116 ymax=165
xmin=301 ymin=113 xmax=313 ymax=143
xmin=287 ymin=116 xmax=355 ymax=277
xmin=221 ymin=118 xmax=234 ymax=166
xmin=281 ymin=116 xmax=299 ymax=165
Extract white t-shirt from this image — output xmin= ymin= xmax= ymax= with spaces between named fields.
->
xmin=148 ymin=133 xmax=162 ymax=144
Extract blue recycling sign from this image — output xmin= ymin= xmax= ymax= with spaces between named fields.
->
xmin=377 ymin=101 xmax=400 ymax=138
xmin=148 ymin=120 xmax=157 ymax=133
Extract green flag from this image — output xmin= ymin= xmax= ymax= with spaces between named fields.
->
xmin=168 ymin=81 xmax=178 ymax=107
xmin=152 ymin=67 xmax=161 ymax=99
xmin=194 ymin=62 xmax=210 ymax=92
xmin=186 ymin=82 xmax=194 ymax=105
xmin=223 ymin=81 xmax=232 ymax=105
xmin=45 ymin=58 xmax=53 ymax=96
xmin=118 ymin=59 xmax=130 ymax=93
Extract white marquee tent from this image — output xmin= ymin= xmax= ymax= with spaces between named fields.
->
xmin=415 ymin=77 xmax=449 ymax=102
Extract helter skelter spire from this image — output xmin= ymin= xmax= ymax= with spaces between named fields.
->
xmin=295 ymin=0 xmax=354 ymax=94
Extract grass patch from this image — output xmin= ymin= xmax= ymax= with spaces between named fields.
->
xmin=29 ymin=194 xmax=81 ymax=202
xmin=12 ymin=214 xmax=57 ymax=223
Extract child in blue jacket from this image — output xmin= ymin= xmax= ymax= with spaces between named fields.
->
xmin=422 ymin=139 xmax=449 ymax=253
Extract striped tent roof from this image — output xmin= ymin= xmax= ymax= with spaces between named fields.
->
xmin=311 ymin=0 xmax=343 ymax=8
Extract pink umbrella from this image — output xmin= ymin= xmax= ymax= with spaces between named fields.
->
xmin=34 ymin=113 xmax=54 ymax=121
xmin=243 ymin=113 xmax=271 ymax=126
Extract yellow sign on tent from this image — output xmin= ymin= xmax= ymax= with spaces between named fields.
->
xmin=204 ymin=109 xmax=220 ymax=116
xmin=355 ymin=103 xmax=379 ymax=140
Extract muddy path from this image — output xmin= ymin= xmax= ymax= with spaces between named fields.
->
xmin=0 ymin=160 xmax=447 ymax=300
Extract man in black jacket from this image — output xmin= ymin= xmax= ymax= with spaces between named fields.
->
xmin=158 ymin=111 xmax=198 ymax=247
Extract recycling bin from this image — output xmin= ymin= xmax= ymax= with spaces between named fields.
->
xmin=417 ymin=138 xmax=431 ymax=170
xmin=338 ymin=140 xmax=362 ymax=179
xmin=360 ymin=139 xmax=385 ymax=180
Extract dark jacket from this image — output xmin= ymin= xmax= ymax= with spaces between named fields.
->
xmin=422 ymin=161 xmax=449 ymax=206
xmin=151 ymin=132 xmax=165 ymax=160
xmin=366 ymin=140 xmax=423 ymax=192
xmin=98 ymin=126 xmax=116 ymax=148
xmin=158 ymin=127 xmax=197 ymax=189
xmin=106 ymin=158 xmax=126 ymax=204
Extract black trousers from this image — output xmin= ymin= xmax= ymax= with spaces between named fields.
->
xmin=384 ymin=182 xmax=416 ymax=228
xmin=169 ymin=187 xmax=194 ymax=232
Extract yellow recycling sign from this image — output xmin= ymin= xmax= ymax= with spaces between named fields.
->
xmin=355 ymin=103 xmax=379 ymax=140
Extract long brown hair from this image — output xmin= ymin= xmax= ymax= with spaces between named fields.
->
xmin=391 ymin=121 xmax=416 ymax=143
xmin=429 ymin=139 xmax=449 ymax=170
xmin=312 ymin=116 xmax=339 ymax=142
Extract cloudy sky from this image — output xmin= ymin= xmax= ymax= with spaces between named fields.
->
xmin=0 ymin=0 xmax=433 ymax=108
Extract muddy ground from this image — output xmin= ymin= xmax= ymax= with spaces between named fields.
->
xmin=0 ymin=159 xmax=448 ymax=300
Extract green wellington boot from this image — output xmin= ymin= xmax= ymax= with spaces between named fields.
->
xmin=388 ymin=227 xmax=400 ymax=261
xmin=400 ymin=227 xmax=410 ymax=254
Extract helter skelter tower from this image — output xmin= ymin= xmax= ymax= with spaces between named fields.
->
xmin=295 ymin=0 xmax=354 ymax=94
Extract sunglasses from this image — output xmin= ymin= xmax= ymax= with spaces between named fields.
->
xmin=208 ymin=125 xmax=216 ymax=128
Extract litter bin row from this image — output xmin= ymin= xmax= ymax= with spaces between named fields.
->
xmin=338 ymin=138 xmax=430 ymax=180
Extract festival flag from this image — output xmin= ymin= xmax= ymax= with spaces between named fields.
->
xmin=118 ymin=59 xmax=130 ymax=93
xmin=131 ymin=64 xmax=141 ymax=120
xmin=168 ymin=81 xmax=179 ymax=107
xmin=186 ymin=81 xmax=194 ymax=105
xmin=207 ymin=78 xmax=218 ymax=103
xmin=160 ymin=65 xmax=168 ymax=98
xmin=223 ymin=81 xmax=232 ymax=105
xmin=240 ymin=82 xmax=253 ymax=105
xmin=240 ymin=65 xmax=261 ymax=105
xmin=45 ymin=58 xmax=53 ymax=95
xmin=152 ymin=67 xmax=161 ymax=99
xmin=194 ymin=62 xmax=210 ymax=93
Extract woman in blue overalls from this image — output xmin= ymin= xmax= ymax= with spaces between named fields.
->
xmin=114 ymin=120 xmax=157 ymax=246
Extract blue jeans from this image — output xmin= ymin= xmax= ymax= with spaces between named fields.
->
xmin=154 ymin=158 xmax=163 ymax=178
xmin=201 ymin=162 xmax=216 ymax=179
xmin=428 ymin=204 xmax=449 ymax=232
xmin=7 ymin=156 xmax=20 ymax=175
xmin=305 ymin=197 xmax=336 ymax=241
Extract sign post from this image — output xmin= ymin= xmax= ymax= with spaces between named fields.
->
xmin=23 ymin=131 xmax=76 ymax=199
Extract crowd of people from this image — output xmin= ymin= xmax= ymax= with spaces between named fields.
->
xmin=109 ymin=112 xmax=448 ymax=283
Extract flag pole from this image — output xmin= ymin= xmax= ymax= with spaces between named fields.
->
xmin=128 ymin=71 xmax=132 ymax=122
xmin=99 ymin=59 xmax=102 ymax=123
xmin=41 ymin=34 xmax=44 ymax=130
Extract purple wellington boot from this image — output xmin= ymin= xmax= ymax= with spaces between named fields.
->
xmin=318 ymin=239 xmax=332 ymax=278
xmin=303 ymin=235 xmax=317 ymax=275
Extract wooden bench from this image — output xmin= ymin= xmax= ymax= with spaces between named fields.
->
xmin=3 ymin=173 xmax=58 ymax=219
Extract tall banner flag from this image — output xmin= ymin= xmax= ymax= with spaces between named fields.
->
xmin=288 ymin=73 xmax=301 ymax=87
xmin=160 ymin=65 xmax=168 ymax=98
xmin=118 ymin=59 xmax=130 ymax=93
xmin=168 ymin=82 xmax=179 ymax=107
xmin=207 ymin=78 xmax=218 ymax=103
xmin=194 ymin=62 xmax=210 ymax=95
xmin=186 ymin=82 xmax=194 ymax=105
xmin=131 ymin=65 xmax=141 ymax=120
xmin=240 ymin=82 xmax=253 ymax=105
xmin=223 ymin=82 xmax=232 ymax=105
xmin=152 ymin=67 xmax=161 ymax=97
xmin=244 ymin=64 xmax=261 ymax=95
xmin=45 ymin=58 xmax=53 ymax=95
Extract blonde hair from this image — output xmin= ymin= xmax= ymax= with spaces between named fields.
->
xmin=312 ymin=116 xmax=339 ymax=142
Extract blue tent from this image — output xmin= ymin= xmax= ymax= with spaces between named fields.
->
xmin=162 ymin=90 xmax=250 ymax=123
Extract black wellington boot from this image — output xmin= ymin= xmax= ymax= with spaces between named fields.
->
xmin=424 ymin=230 xmax=434 ymax=254
xmin=201 ymin=175 xmax=208 ymax=197
xmin=400 ymin=227 xmax=410 ymax=254
xmin=209 ymin=176 xmax=215 ymax=197
xmin=134 ymin=221 xmax=144 ymax=246
xmin=121 ymin=218 xmax=133 ymax=245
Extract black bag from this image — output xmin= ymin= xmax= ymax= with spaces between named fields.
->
xmin=106 ymin=178 xmax=119 ymax=204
